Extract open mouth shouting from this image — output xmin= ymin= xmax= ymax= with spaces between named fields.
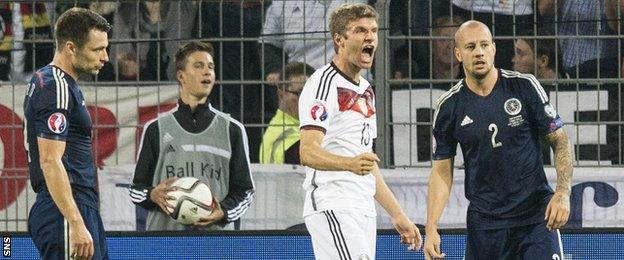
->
xmin=361 ymin=45 xmax=375 ymax=64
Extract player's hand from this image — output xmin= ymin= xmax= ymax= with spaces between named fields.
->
xmin=69 ymin=221 xmax=94 ymax=260
xmin=195 ymin=199 xmax=225 ymax=226
xmin=391 ymin=214 xmax=422 ymax=251
xmin=424 ymin=226 xmax=445 ymax=260
xmin=150 ymin=177 xmax=177 ymax=214
xmin=545 ymin=191 xmax=570 ymax=231
xmin=349 ymin=152 xmax=380 ymax=175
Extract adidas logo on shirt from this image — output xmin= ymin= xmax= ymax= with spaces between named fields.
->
xmin=165 ymin=144 xmax=176 ymax=153
xmin=461 ymin=115 xmax=473 ymax=126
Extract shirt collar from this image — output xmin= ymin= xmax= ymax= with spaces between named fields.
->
xmin=177 ymin=99 xmax=211 ymax=117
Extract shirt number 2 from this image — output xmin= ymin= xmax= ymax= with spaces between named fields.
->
xmin=489 ymin=123 xmax=502 ymax=148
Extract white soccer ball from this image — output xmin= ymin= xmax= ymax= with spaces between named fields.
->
xmin=166 ymin=177 xmax=215 ymax=225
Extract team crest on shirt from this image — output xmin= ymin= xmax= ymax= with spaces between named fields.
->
xmin=310 ymin=102 xmax=328 ymax=122
xmin=544 ymin=103 xmax=557 ymax=118
xmin=504 ymin=98 xmax=522 ymax=116
xmin=47 ymin=112 xmax=67 ymax=134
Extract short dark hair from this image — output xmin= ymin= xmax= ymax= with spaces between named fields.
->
xmin=280 ymin=62 xmax=315 ymax=89
xmin=55 ymin=7 xmax=111 ymax=51
xmin=175 ymin=41 xmax=215 ymax=72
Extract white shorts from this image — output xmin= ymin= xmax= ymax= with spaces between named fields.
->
xmin=304 ymin=210 xmax=377 ymax=260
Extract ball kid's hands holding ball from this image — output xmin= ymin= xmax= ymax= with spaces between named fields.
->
xmin=194 ymin=198 xmax=225 ymax=227
xmin=150 ymin=177 xmax=178 ymax=214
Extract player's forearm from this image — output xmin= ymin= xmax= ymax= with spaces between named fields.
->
xmin=300 ymin=142 xmax=354 ymax=171
xmin=41 ymin=160 xmax=84 ymax=224
xmin=425 ymin=167 xmax=453 ymax=230
xmin=372 ymin=165 xmax=406 ymax=219
xmin=548 ymin=130 xmax=573 ymax=195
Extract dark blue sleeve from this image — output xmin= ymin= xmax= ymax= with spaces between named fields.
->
xmin=520 ymin=76 xmax=564 ymax=135
xmin=32 ymin=79 xmax=71 ymax=141
xmin=432 ymin=100 xmax=457 ymax=160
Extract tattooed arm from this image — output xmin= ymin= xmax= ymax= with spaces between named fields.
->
xmin=547 ymin=128 xmax=574 ymax=195
xmin=544 ymin=128 xmax=573 ymax=230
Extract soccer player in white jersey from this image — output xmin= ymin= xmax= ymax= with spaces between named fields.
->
xmin=298 ymin=3 xmax=421 ymax=259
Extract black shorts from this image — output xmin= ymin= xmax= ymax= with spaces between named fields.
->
xmin=465 ymin=221 xmax=564 ymax=260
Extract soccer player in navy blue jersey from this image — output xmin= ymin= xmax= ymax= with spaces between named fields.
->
xmin=424 ymin=21 xmax=574 ymax=260
xmin=23 ymin=7 xmax=111 ymax=260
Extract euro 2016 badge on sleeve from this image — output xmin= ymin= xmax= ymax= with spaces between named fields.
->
xmin=48 ymin=112 xmax=67 ymax=134
xmin=544 ymin=103 xmax=557 ymax=118
xmin=310 ymin=102 xmax=328 ymax=122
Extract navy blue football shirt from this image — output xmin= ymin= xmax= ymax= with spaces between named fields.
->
xmin=24 ymin=65 xmax=97 ymax=193
xmin=432 ymin=69 xmax=564 ymax=230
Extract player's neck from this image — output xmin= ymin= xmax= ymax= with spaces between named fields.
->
xmin=465 ymin=68 xmax=498 ymax=96
xmin=332 ymin=56 xmax=361 ymax=83
xmin=51 ymin=52 xmax=78 ymax=80
xmin=180 ymin=93 xmax=208 ymax=112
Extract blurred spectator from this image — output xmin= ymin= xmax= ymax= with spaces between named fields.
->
xmin=450 ymin=0 xmax=534 ymax=70
xmin=259 ymin=62 xmax=314 ymax=164
xmin=389 ymin=0 xmax=452 ymax=79
xmin=512 ymin=29 xmax=568 ymax=80
xmin=196 ymin=1 xmax=270 ymax=163
xmin=260 ymin=0 xmax=366 ymax=85
xmin=539 ymin=0 xmax=618 ymax=78
xmin=0 ymin=3 xmax=53 ymax=82
xmin=114 ymin=1 xmax=165 ymax=81
xmin=113 ymin=1 xmax=197 ymax=81
xmin=419 ymin=15 xmax=464 ymax=80
xmin=89 ymin=2 xmax=117 ymax=20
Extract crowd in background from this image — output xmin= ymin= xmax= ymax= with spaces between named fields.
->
xmin=1 ymin=0 xmax=623 ymax=163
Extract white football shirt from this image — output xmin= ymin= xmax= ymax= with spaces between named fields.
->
xmin=299 ymin=62 xmax=378 ymax=217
